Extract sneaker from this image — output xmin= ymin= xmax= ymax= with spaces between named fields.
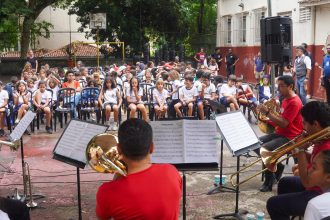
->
xmin=14 ymin=118 xmax=20 ymax=125
xmin=46 ymin=126 xmax=53 ymax=134
xmin=0 ymin=129 xmax=4 ymax=136
xmin=112 ymin=124 xmax=118 ymax=131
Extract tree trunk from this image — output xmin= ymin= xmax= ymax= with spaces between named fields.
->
xmin=198 ymin=0 xmax=205 ymax=34
xmin=20 ymin=17 xmax=34 ymax=58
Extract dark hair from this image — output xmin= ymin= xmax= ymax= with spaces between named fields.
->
xmin=301 ymin=43 xmax=308 ymax=49
xmin=87 ymin=79 xmax=97 ymax=88
xmin=102 ymin=77 xmax=116 ymax=94
xmin=111 ymin=71 xmax=118 ymax=78
xmin=118 ymin=118 xmax=153 ymax=160
xmin=321 ymin=150 xmax=330 ymax=174
xmin=214 ymin=75 xmax=223 ymax=85
xmin=38 ymin=80 xmax=46 ymax=87
xmin=129 ymin=77 xmax=139 ymax=95
xmin=277 ymin=75 xmax=295 ymax=89
xmin=66 ymin=70 xmax=74 ymax=77
xmin=202 ymin=72 xmax=210 ymax=80
xmin=301 ymin=101 xmax=330 ymax=128
xmin=184 ymin=75 xmax=194 ymax=82
xmin=196 ymin=70 xmax=204 ymax=79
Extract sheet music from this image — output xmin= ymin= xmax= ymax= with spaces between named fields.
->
xmin=150 ymin=120 xmax=184 ymax=164
xmin=183 ymin=120 xmax=218 ymax=163
xmin=215 ymin=111 xmax=259 ymax=155
xmin=150 ymin=120 xmax=218 ymax=164
xmin=53 ymin=120 xmax=108 ymax=166
xmin=10 ymin=111 xmax=36 ymax=141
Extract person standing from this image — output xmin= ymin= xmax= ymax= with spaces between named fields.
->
xmin=321 ymin=44 xmax=330 ymax=105
xmin=225 ymin=48 xmax=239 ymax=77
xmin=254 ymin=51 xmax=265 ymax=83
xmin=212 ymin=47 xmax=223 ymax=74
xmin=26 ymin=49 xmax=38 ymax=72
xmin=194 ymin=47 xmax=206 ymax=68
xmin=96 ymin=119 xmax=182 ymax=220
xmin=257 ymin=75 xmax=304 ymax=192
xmin=293 ymin=46 xmax=311 ymax=105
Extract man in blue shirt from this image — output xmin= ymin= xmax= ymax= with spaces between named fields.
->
xmin=322 ymin=44 xmax=330 ymax=104
xmin=254 ymin=51 xmax=265 ymax=83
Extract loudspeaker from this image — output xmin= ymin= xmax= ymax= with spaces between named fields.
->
xmin=260 ymin=16 xmax=292 ymax=64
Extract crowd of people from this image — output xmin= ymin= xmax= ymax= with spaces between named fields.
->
xmin=0 ymin=45 xmax=330 ymax=220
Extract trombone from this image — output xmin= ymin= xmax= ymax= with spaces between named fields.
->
xmin=230 ymin=126 xmax=330 ymax=187
xmin=0 ymin=139 xmax=20 ymax=151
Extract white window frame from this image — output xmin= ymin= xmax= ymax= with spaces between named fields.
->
xmin=236 ymin=13 xmax=248 ymax=44
xmin=253 ymin=8 xmax=266 ymax=44
xmin=299 ymin=7 xmax=311 ymax=22
xmin=221 ymin=16 xmax=232 ymax=45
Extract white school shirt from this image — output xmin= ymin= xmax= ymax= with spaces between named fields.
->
xmin=126 ymin=87 xmax=143 ymax=103
xmin=153 ymin=89 xmax=168 ymax=105
xmin=304 ymin=192 xmax=330 ymax=220
xmin=171 ymin=80 xmax=181 ymax=99
xmin=0 ymin=90 xmax=9 ymax=107
xmin=263 ymin=85 xmax=272 ymax=98
xmin=33 ymin=90 xmax=51 ymax=104
xmin=179 ymin=86 xmax=198 ymax=101
xmin=47 ymin=85 xmax=60 ymax=101
xmin=219 ymin=84 xmax=236 ymax=98
xmin=103 ymin=88 xmax=118 ymax=104
xmin=194 ymin=80 xmax=202 ymax=89
xmin=198 ymin=83 xmax=216 ymax=99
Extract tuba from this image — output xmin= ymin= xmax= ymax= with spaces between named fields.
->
xmin=86 ymin=133 xmax=127 ymax=176
xmin=257 ymin=98 xmax=279 ymax=134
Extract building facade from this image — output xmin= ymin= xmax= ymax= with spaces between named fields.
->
xmin=216 ymin=0 xmax=330 ymax=99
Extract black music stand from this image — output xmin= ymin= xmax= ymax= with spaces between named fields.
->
xmin=213 ymin=111 xmax=260 ymax=219
xmin=207 ymin=139 xmax=236 ymax=195
xmin=53 ymin=119 xmax=108 ymax=220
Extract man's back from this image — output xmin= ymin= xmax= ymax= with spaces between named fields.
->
xmin=96 ymin=164 xmax=182 ymax=220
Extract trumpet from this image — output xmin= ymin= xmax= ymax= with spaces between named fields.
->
xmin=86 ymin=133 xmax=127 ymax=176
xmin=0 ymin=139 xmax=20 ymax=151
xmin=230 ymin=127 xmax=330 ymax=187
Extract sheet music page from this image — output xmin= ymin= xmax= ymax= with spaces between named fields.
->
xmin=183 ymin=120 xmax=218 ymax=163
xmin=215 ymin=111 xmax=259 ymax=154
xmin=10 ymin=111 xmax=36 ymax=141
xmin=150 ymin=120 xmax=184 ymax=164
xmin=54 ymin=120 xmax=107 ymax=164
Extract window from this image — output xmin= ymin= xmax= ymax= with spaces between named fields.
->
xmin=221 ymin=16 xmax=232 ymax=45
xmin=299 ymin=7 xmax=311 ymax=22
xmin=238 ymin=14 xmax=247 ymax=43
xmin=254 ymin=9 xmax=266 ymax=43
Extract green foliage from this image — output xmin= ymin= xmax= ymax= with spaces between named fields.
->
xmin=0 ymin=18 xmax=19 ymax=51
xmin=30 ymin=21 xmax=54 ymax=48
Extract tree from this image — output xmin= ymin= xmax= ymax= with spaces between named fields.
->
xmin=0 ymin=0 xmax=70 ymax=57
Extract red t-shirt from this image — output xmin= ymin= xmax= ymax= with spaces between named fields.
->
xmin=275 ymin=95 xmax=303 ymax=139
xmin=196 ymin=52 xmax=206 ymax=64
xmin=62 ymin=80 xmax=80 ymax=90
xmin=96 ymin=164 xmax=182 ymax=220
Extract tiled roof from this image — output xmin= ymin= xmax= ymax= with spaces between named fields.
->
xmin=41 ymin=42 xmax=99 ymax=58
xmin=0 ymin=42 xmax=99 ymax=58
xmin=299 ymin=0 xmax=330 ymax=6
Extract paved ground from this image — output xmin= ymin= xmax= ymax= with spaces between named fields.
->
xmin=0 ymin=111 xmax=294 ymax=220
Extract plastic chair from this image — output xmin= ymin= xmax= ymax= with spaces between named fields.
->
xmin=33 ymin=89 xmax=53 ymax=131
xmin=79 ymin=87 xmax=100 ymax=122
xmin=54 ymin=88 xmax=76 ymax=132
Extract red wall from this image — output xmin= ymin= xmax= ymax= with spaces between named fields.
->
xmin=218 ymin=45 xmax=325 ymax=100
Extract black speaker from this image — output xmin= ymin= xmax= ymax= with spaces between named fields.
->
xmin=260 ymin=16 xmax=292 ymax=64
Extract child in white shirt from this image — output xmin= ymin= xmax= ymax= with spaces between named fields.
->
xmin=0 ymin=81 xmax=9 ymax=136
xmin=219 ymin=75 xmax=239 ymax=111
xmin=153 ymin=79 xmax=169 ymax=119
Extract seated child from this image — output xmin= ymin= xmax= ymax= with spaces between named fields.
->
xmin=13 ymin=81 xmax=31 ymax=124
xmin=258 ymin=74 xmax=272 ymax=103
xmin=0 ymin=81 xmax=9 ymax=136
xmin=219 ymin=75 xmax=239 ymax=111
xmin=98 ymin=77 xmax=122 ymax=130
xmin=126 ymin=77 xmax=148 ymax=121
xmin=235 ymin=76 xmax=258 ymax=108
xmin=197 ymin=72 xmax=216 ymax=120
xmin=174 ymin=75 xmax=198 ymax=117
xmin=33 ymin=80 xmax=53 ymax=134
xmin=153 ymin=79 xmax=169 ymax=119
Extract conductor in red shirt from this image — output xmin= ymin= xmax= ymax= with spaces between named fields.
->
xmin=96 ymin=118 xmax=182 ymax=220
xmin=257 ymin=75 xmax=304 ymax=192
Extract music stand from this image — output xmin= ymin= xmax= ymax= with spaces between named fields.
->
xmin=8 ymin=111 xmax=36 ymax=203
xmin=213 ymin=111 xmax=260 ymax=219
xmin=53 ymin=119 xmax=108 ymax=220
xmin=150 ymin=119 xmax=219 ymax=220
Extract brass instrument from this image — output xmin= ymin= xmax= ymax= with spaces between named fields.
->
xmin=257 ymin=98 xmax=279 ymax=134
xmin=24 ymin=162 xmax=37 ymax=208
xmin=86 ymin=133 xmax=127 ymax=176
xmin=230 ymin=127 xmax=330 ymax=187
xmin=0 ymin=139 xmax=20 ymax=151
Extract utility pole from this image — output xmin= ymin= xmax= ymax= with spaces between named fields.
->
xmin=267 ymin=0 xmax=276 ymax=97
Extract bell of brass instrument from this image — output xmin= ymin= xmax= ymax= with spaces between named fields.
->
xmin=257 ymin=98 xmax=279 ymax=134
xmin=0 ymin=139 xmax=20 ymax=151
xmin=230 ymin=127 xmax=330 ymax=187
xmin=86 ymin=133 xmax=127 ymax=176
